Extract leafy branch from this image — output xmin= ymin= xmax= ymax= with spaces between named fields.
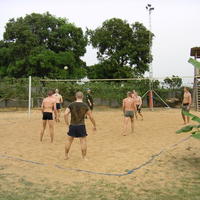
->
xmin=176 ymin=111 xmax=200 ymax=139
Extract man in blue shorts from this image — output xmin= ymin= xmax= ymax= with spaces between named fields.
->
xmin=64 ymin=91 xmax=96 ymax=160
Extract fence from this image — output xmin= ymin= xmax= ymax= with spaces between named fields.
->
xmin=0 ymin=76 xmax=194 ymax=111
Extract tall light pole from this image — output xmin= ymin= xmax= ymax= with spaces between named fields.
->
xmin=146 ymin=4 xmax=154 ymax=110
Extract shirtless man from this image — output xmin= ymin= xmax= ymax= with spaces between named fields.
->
xmin=53 ymin=89 xmax=63 ymax=122
xmin=135 ymin=92 xmax=144 ymax=120
xmin=40 ymin=90 xmax=57 ymax=143
xmin=122 ymin=91 xmax=137 ymax=136
xmin=132 ymin=90 xmax=136 ymax=99
xmin=182 ymin=87 xmax=192 ymax=124
xmin=64 ymin=91 xmax=96 ymax=160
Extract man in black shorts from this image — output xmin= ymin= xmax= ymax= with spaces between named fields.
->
xmin=40 ymin=90 xmax=57 ymax=143
xmin=53 ymin=89 xmax=63 ymax=122
xmin=86 ymin=88 xmax=94 ymax=111
xmin=64 ymin=91 xmax=96 ymax=160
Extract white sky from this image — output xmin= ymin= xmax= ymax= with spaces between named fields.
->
xmin=1 ymin=0 xmax=200 ymax=79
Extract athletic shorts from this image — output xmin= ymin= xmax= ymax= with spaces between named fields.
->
xmin=182 ymin=103 xmax=190 ymax=113
xmin=124 ymin=111 xmax=134 ymax=118
xmin=136 ymin=105 xmax=141 ymax=113
xmin=42 ymin=112 xmax=53 ymax=120
xmin=87 ymin=103 xmax=93 ymax=110
xmin=56 ymin=103 xmax=61 ymax=110
xmin=68 ymin=125 xmax=88 ymax=138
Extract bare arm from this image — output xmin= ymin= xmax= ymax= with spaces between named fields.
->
xmin=64 ymin=108 xmax=70 ymax=126
xmin=133 ymin=102 xmax=137 ymax=111
xmin=53 ymin=102 xmax=58 ymax=119
xmin=41 ymin=101 xmax=44 ymax=113
xmin=122 ymin=100 xmax=125 ymax=113
xmin=86 ymin=111 xmax=96 ymax=131
xmin=189 ymin=94 xmax=192 ymax=106
xmin=60 ymin=95 xmax=63 ymax=103
xmin=139 ymin=97 xmax=142 ymax=107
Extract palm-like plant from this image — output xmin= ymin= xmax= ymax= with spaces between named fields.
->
xmin=176 ymin=111 xmax=200 ymax=139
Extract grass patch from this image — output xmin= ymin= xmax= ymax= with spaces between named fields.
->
xmin=1 ymin=175 xmax=200 ymax=200
xmin=1 ymin=154 xmax=200 ymax=199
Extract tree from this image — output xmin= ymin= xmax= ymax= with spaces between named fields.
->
xmin=87 ymin=18 xmax=153 ymax=78
xmin=0 ymin=12 xmax=87 ymax=78
xmin=164 ymin=75 xmax=182 ymax=89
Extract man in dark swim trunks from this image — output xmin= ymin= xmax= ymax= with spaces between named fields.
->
xmin=122 ymin=91 xmax=137 ymax=136
xmin=181 ymin=87 xmax=192 ymax=124
xmin=53 ymin=89 xmax=63 ymax=122
xmin=64 ymin=91 xmax=96 ymax=160
xmin=40 ymin=90 xmax=57 ymax=143
xmin=135 ymin=92 xmax=144 ymax=120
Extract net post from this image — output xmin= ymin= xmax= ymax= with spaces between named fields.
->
xmin=28 ymin=76 xmax=32 ymax=119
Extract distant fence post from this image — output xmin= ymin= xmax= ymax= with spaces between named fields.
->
xmin=28 ymin=76 xmax=32 ymax=119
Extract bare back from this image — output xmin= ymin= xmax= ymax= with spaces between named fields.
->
xmin=42 ymin=97 xmax=56 ymax=113
xmin=53 ymin=93 xmax=63 ymax=103
xmin=123 ymin=97 xmax=135 ymax=111
xmin=135 ymin=96 xmax=142 ymax=105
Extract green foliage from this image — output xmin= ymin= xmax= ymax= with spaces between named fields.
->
xmin=188 ymin=57 xmax=200 ymax=69
xmin=87 ymin=18 xmax=153 ymax=78
xmin=0 ymin=12 xmax=87 ymax=78
xmin=176 ymin=111 xmax=200 ymax=139
xmin=164 ymin=75 xmax=182 ymax=89
xmin=176 ymin=125 xmax=195 ymax=134
xmin=0 ymin=77 xmax=183 ymax=109
xmin=191 ymin=132 xmax=200 ymax=139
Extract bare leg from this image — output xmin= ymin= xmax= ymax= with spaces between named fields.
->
xmin=135 ymin=112 xmax=138 ymax=120
xmin=57 ymin=109 xmax=61 ymax=122
xmin=48 ymin=120 xmax=54 ymax=143
xmin=123 ymin=117 xmax=129 ymax=136
xmin=65 ymin=136 xmax=74 ymax=160
xmin=187 ymin=116 xmax=190 ymax=124
xmin=40 ymin=120 xmax=47 ymax=142
xmin=139 ymin=112 xmax=144 ymax=120
xmin=181 ymin=112 xmax=186 ymax=124
xmin=130 ymin=117 xmax=134 ymax=133
xmin=80 ymin=137 xmax=87 ymax=160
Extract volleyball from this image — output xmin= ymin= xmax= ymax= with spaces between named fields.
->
xmin=64 ymin=66 xmax=68 ymax=70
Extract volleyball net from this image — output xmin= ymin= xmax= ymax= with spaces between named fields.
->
xmin=0 ymin=76 xmax=195 ymax=115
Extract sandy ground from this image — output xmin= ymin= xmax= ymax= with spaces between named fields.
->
xmin=0 ymin=108 xmax=200 ymax=186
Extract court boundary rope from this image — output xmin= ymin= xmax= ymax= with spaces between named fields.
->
xmin=0 ymin=135 xmax=191 ymax=177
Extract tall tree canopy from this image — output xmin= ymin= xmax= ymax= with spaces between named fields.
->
xmin=87 ymin=18 xmax=153 ymax=79
xmin=0 ymin=12 xmax=87 ymax=78
xmin=164 ymin=75 xmax=182 ymax=89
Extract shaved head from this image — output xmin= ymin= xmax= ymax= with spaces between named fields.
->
xmin=76 ymin=91 xmax=84 ymax=99
xmin=127 ymin=91 xmax=132 ymax=97
xmin=48 ymin=90 xmax=54 ymax=96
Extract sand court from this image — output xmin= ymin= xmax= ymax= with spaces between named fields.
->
xmin=0 ymin=108 xmax=198 ymax=183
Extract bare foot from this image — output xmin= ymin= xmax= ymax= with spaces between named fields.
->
xmin=82 ymin=157 xmax=88 ymax=161
xmin=64 ymin=156 xmax=69 ymax=160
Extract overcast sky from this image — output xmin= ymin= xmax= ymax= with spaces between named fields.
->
xmin=1 ymin=0 xmax=200 ymax=81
